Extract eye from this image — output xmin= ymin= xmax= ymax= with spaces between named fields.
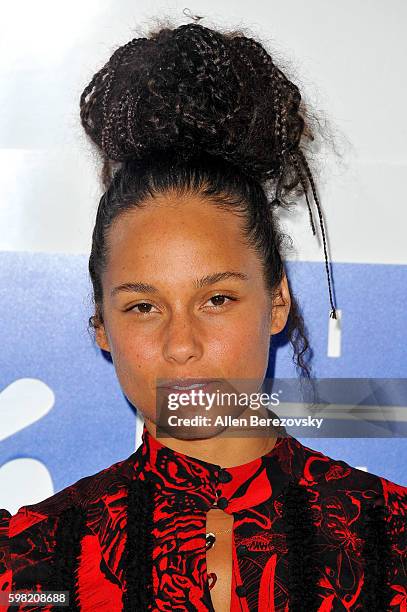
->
xmin=205 ymin=294 xmax=237 ymax=309
xmin=128 ymin=302 xmax=159 ymax=315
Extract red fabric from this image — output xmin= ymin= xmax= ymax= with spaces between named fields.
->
xmin=1 ymin=423 xmax=406 ymax=611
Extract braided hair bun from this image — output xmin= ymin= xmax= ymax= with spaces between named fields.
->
xmin=80 ymin=23 xmax=309 ymax=188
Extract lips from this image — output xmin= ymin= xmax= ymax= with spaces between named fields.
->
xmin=157 ymin=378 xmax=218 ymax=390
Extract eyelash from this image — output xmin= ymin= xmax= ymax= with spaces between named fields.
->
xmin=127 ymin=294 xmax=237 ymax=316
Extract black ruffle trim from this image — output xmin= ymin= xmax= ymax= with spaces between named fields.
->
xmin=280 ymin=481 xmax=395 ymax=611
xmin=357 ymin=498 xmax=394 ymax=610
xmin=122 ymin=476 xmax=155 ymax=612
xmin=280 ymin=479 xmax=321 ymax=611
xmin=49 ymin=504 xmax=88 ymax=611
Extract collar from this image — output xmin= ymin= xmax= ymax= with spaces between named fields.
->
xmin=138 ymin=421 xmax=292 ymax=513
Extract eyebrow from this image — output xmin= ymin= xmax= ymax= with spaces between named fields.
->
xmin=110 ymin=271 xmax=249 ymax=298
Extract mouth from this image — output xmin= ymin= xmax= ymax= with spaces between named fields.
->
xmin=157 ymin=379 xmax=219 ymax=391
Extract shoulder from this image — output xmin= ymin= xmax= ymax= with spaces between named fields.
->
xmin=287 ymin=435 xmax=407 ymax=512
xmin=3 ymin=448 xmax=140 ymax=540
xmin=1 ymin=450 xmax=141 ymax=595
xmin=288 ymin=439 xmax=407 ymax=601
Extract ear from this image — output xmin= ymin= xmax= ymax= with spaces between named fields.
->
xmin=95 ymin=321 xmax=111 ymax=353
xmin=269 ymin=272 xmax=291 ymax=335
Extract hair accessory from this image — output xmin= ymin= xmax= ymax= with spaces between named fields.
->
xmin=182 ymin=7 xmax=205 ymax=21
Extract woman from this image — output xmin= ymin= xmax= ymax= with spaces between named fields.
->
xmin=1 ymin=20 xmax=406 ymax=612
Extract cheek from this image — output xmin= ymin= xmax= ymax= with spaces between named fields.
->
xmin=107 ymin=335 xmax=158 ymax=394
xmin=109 ymin=323 xmax=158 ymax=364
xmin=107 ymin=334 xmax=158 ymax=415
xmin=214 ymin=314 xmax=271 ymax=368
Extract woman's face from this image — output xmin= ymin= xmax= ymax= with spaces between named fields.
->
xmin=95 ymin=192 xmax=291 ymax=428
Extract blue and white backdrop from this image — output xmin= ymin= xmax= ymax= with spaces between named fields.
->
xmin=1 ymin=1 xmax=406 ymax=514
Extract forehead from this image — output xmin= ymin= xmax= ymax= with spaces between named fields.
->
xmin=102 ymin=193 xmax=264 ymax=286
xmin=107 ymin=194 xmax=248 ymax=254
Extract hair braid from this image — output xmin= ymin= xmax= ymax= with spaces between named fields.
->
xmin=294 ymin=147 xmax=337 ymax=319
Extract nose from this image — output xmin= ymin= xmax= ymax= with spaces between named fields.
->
xmin=162 ymin=311 xmax=202 ymax=364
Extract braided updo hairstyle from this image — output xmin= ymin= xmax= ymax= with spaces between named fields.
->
xmin=80 ymin=20 xmax=337 ymax=382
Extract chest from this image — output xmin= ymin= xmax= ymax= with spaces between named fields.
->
xmin=205 ymin=509 xmax=234 ymax=612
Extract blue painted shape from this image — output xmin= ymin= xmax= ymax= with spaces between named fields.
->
xmin=0 ymin=251 xmax=137 ymax=495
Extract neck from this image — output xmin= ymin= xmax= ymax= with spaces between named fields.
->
xmin=143 ymin=405 xmax=280 ymax=467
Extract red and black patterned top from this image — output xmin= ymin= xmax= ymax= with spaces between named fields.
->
xmin=1 ymin=422 xmax=407 ymax=611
